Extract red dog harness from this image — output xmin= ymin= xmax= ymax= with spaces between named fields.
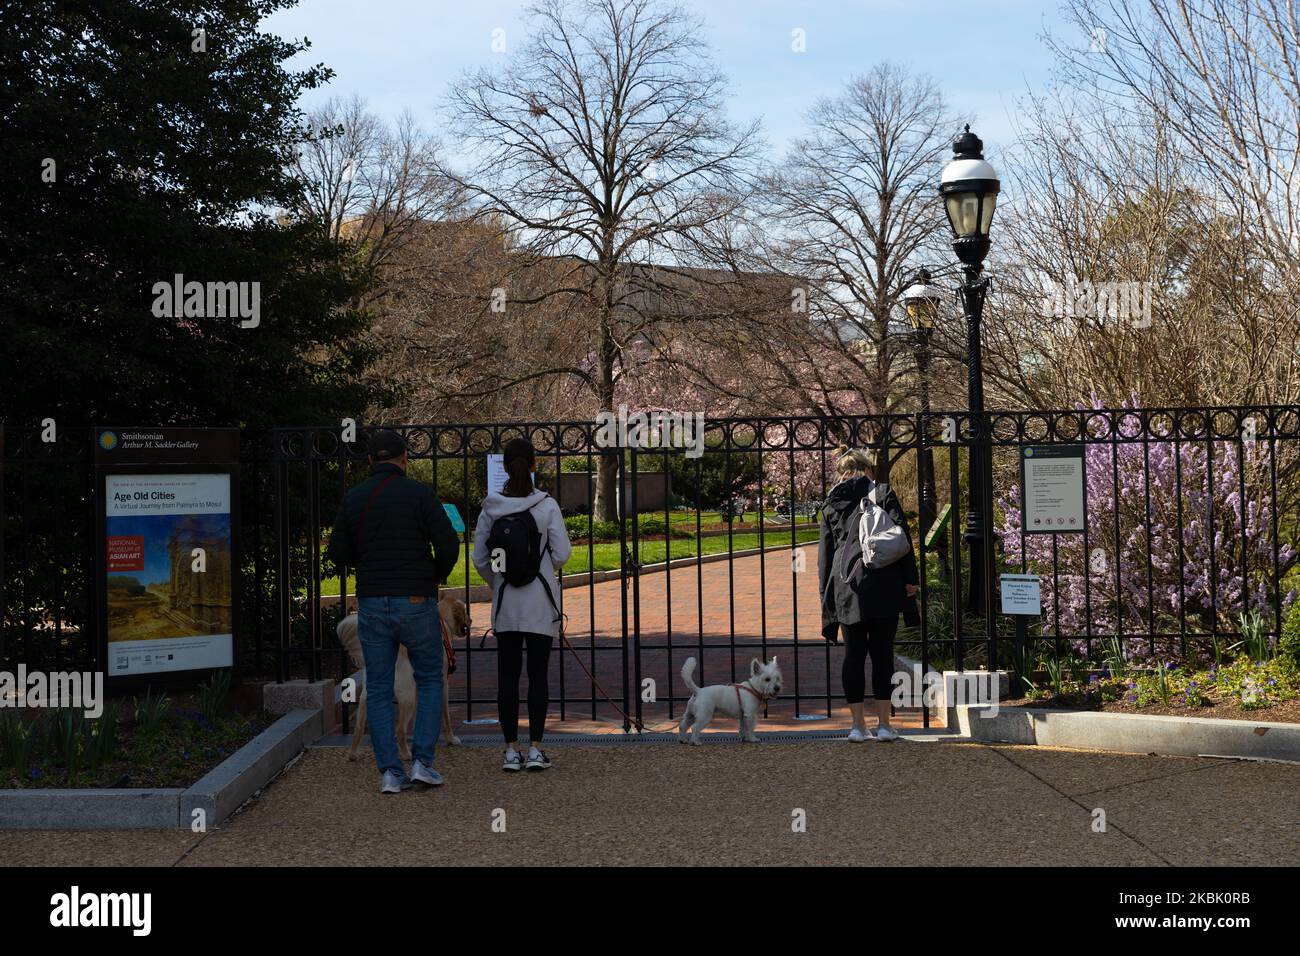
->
xmin=731 ymin=680 xmax=767 ymax=711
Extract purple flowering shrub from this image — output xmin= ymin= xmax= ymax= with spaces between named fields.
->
xmin=996 ymin=398 xmax=1297 ymax=663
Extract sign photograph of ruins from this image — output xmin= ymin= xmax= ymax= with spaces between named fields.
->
xmin=103 ymin=473 xmax=234 ymax=676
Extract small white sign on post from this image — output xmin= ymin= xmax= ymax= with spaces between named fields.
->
xmin=1000 ymin=573 xmax=1042 ymax=616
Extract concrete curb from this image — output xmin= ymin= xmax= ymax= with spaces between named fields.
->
xmin=951 ymin=704 xmax=1300 ymax=760
xmin=180 ymin=708 xmax=322 ymax=828
xmin=0 ymin=788 xmax=184 ymax=830
xmin=0 ymin=709 xmax=323 ymax=830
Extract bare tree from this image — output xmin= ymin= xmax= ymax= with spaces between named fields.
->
xmin=978 ymin=0 xmax=1300 ymax=410
xmin=1057 ymin=0 xmax=1300 ymax=272
xmin=294 ymin=95 xmax=457 ymax=283
xmin=442 ymin=0 xmax=760 ymax=519
xmin=675 ymin=63 xmax=957 ymax=431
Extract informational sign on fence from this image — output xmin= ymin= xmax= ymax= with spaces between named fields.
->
xmin=1000 ymin=573 xmax=1042 ymax=615
xmin=1019 ymin=444 xmax=1087 ymax=534
xmin=94 ymin=428 xmax=239 ymax=681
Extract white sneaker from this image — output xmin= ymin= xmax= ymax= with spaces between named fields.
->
xmin=502 ymin=748 xmax=523 ymax=772
xmin=846 ymin=727 xmax=874 ymax=743
xmin=380 ymin=770 xmax=412 ymax=794
xmin=410 ymin=760 xmax=443 ymax=787
xmin=875 ymin=726 xmax=900 ymax=742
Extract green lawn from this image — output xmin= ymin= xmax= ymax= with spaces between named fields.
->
xmin=319 ymin=526 xmax=820 ymax=596
xmin=665 ymin=509 xmax=784 ymax=526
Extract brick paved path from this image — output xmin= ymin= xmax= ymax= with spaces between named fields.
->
xmin=442 ymin=545 xmax=922 ymax=734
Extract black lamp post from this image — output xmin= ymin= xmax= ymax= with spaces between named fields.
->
xmin=940 ymin=125 xmax=999 ymax=616
xmin=902 ymin=268 xmax=948 ymax=576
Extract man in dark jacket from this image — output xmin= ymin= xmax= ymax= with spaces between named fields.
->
xmin=328 ymin=429 xmax=460 ymax=793
xmin=817 ymin=448 xmax=920 ymax=742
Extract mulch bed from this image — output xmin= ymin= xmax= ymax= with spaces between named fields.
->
xmin=1 ymin=689 xmax=273 ymax=790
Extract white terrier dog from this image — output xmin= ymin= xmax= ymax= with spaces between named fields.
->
xmin=678 ymin=656 xmax=782 ymax=745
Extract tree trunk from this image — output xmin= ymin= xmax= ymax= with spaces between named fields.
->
xmin=592 ymin=274 xmax=619 ymax=522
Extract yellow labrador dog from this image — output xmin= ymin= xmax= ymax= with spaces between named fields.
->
xmin=337 ymin=595 xmax=469 ymax=761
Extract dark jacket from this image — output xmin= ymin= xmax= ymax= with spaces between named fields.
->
xmin=818 ymin=475 xmax=920 ymax=641
xmin=327 ymin=462 xmax=460 ymax=598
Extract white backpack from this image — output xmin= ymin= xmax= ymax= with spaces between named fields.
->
xmin=857 ymin=482 xmax=911 ymax=570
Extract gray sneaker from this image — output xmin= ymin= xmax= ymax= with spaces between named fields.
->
xmin=411 ymin=760 xmax=443 ymax=787
xmin=502 ymin=749 xmax=524 ymax=772
xmin=380 ymin=770 xmax=412 ymax=794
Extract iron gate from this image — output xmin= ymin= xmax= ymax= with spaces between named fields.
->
xmin=263 ymin=406 xmax=1300 ymax=732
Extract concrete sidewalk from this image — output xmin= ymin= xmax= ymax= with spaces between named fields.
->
xmin=2 ymin=738 xmax=1296 ymax=866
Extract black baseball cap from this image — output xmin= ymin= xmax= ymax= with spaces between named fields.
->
xmin=366 ymin=429 xmax=407 ymax=461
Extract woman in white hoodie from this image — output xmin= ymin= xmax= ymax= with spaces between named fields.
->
xmin=472 ymin=438 xmax=572 ymax=771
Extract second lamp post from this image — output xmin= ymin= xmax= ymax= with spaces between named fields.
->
xmin=939 ymin=125 xmax=999 ymax=618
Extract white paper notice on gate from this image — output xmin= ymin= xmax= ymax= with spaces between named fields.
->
xmin=487 ymin=454 xmax=508 ymax=494
xmin=1019 ymin=444 xmax=1086 ymax=533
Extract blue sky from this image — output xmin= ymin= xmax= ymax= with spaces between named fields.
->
xmin=265 ymin=0 xmax=1075 ymax=163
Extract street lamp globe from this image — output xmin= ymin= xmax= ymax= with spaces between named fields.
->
xmin=940 ymin=125 xmax=999 ymax=267
xmin=902 ymin=267 xmax=943 ymax=331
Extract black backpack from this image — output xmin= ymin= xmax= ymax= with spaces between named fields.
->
xmin=485 ymin=506 xmax=559 ymax=616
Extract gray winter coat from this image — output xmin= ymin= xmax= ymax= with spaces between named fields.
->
xmin=818 ymin=476 xmax=920 ymax=641
xmin=471 ymin=490 xmax=572 ymax=637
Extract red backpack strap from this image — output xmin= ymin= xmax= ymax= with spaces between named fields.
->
xmin=356 ymin=473 xmax=399 ymax=550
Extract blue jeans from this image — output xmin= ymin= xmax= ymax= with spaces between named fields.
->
xmin=357 ymin=596 xmax=444 ymax=777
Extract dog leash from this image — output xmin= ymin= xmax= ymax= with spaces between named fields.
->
xmin=473 ymin=613 xmax=671 ymax=735
xmin=560 ymin=626 xmax=670 ymax=734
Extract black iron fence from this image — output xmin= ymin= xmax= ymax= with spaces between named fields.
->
xmin=266 ymin=405 xmax=1300 ymax=730
xmin=4 ymin=407 xmax=1298 ymax=732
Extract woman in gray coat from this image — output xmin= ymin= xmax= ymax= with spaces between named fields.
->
xmin=818 ymin=446 xmax=919 ymax=742
xmin=472 ymin=438 xmax=572 ymax=771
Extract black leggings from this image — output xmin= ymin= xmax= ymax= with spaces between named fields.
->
xmin=841 ymin=617 xmax=898 ymax=704
xmin=497 ymin=631 xmax=553 ymax=744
